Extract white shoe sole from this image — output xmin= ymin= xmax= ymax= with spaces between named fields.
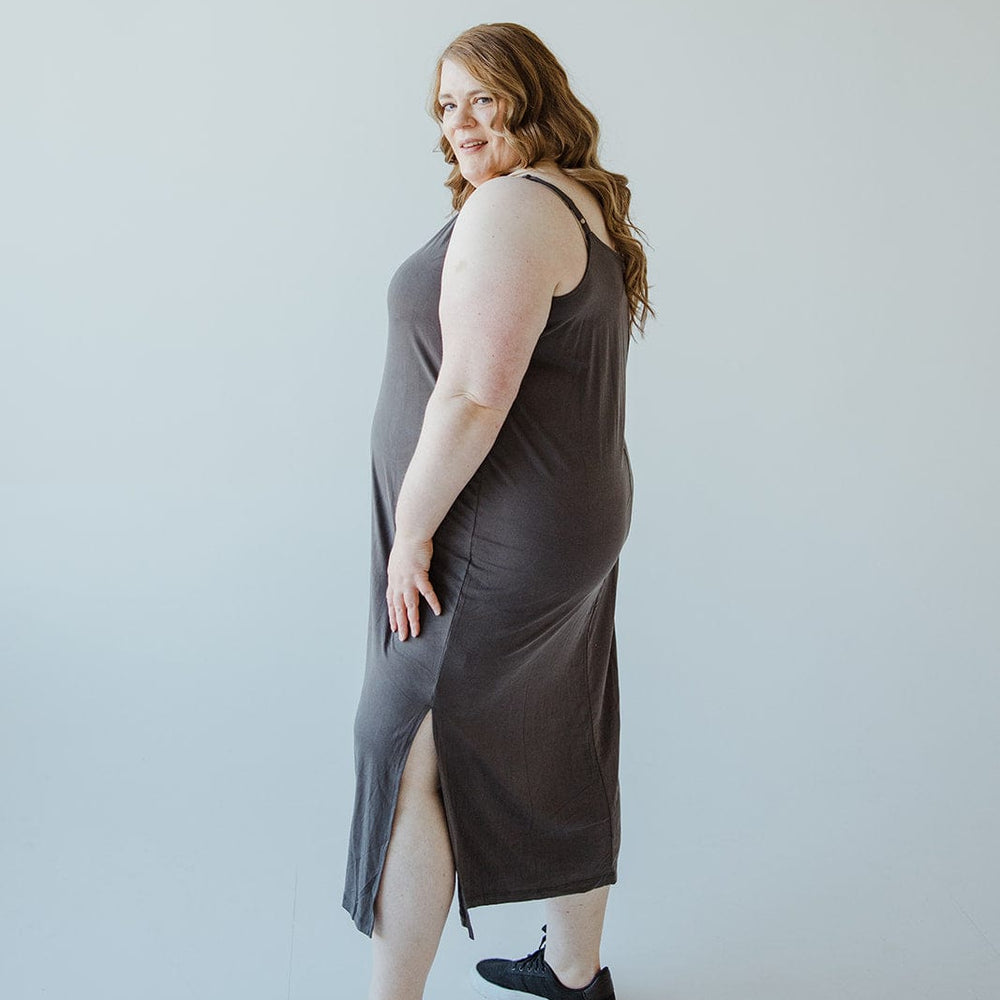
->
xmin=469 ymin=965 xmax=543 ymax=999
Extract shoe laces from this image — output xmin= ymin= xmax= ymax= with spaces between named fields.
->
xmin=512 ymin=924 xmax=548 ymax=973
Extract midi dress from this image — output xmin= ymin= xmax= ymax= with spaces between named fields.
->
xmin=342 ymin=173 xmax=634 ymax=940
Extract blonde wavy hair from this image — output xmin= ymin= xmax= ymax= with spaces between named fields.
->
xmin=428 ymin=22 xmax=654 ymax=337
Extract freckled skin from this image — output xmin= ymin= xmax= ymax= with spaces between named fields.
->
xmin=438 ymin=59 xmax=522 ymax=188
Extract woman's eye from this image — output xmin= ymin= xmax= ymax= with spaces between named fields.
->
xmin=440 ymin=96 xmax=490 ymax=114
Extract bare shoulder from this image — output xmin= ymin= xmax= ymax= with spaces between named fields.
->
xmin=449 ymin=174 xmax=564 ymax=254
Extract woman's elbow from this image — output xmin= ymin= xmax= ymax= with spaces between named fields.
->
xmin=433 ymin=375 xmax=519 ymax=417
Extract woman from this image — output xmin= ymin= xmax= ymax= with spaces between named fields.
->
xmin=342 ymin=21 xmax=652 ymax=1000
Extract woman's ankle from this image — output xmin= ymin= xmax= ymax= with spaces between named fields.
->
xmin=546 ymin=955 xmax=601 ymax=991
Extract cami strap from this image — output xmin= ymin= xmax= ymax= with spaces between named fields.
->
xmin=521 ymin=174 xmax=592 ymax=236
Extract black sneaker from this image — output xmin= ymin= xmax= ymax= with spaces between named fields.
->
xmin=471 ymin=925 xmax=616 ymax=1000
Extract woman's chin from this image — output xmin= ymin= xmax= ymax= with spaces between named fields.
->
xmin=461 ymin=167 xmax=501 ymax=189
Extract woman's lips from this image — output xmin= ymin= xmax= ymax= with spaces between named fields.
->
xmin=459 ymin=140 xmax=487 ymax=152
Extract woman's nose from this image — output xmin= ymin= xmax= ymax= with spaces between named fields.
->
xmin=453 ymin=101 xmax=475 ymax=127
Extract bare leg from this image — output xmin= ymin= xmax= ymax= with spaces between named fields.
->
xmin=368 ymin=711 xmax=456 ymax=1000
xmin=542 ymin=885 xmax=611 ymax=989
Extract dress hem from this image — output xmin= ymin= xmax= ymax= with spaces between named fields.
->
xmin=460 ymin=869 xmax=618 ymax=911
xmin=342 ymin=868 xmax=618 ymax=940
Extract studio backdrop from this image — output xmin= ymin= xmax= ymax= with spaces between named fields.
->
xmin=2 ymin=2 xmax=998 ymax=999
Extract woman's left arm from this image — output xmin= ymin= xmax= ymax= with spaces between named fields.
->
xmin=386 ymin=177 xmax=563 ymax=640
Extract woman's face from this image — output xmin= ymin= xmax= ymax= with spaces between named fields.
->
xmin=437 ymin=58 xmax=520 ymax=187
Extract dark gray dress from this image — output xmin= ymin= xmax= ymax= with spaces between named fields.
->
xmin=343 ymin=174 xmax=633 ymax=939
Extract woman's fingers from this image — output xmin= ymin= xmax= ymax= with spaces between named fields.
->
xmin=386 ymin=537 xmax=439 ymax=641
xmin=385 ymin=586 xmax=406 ymax=639
xmin=418 ymin=577 xmax=442 ymax=618
xmin=387 ymin=592 xmax=416 ymax=640
xmin=386 ymin=587 xmax=416 ymax=640
xmin=388 ymin=590 xmax=408 ymax=640
xmin=386 ymin=579 xmax=441 ymax=641
xmin=405 ymin=592 xmax=420 ymax=638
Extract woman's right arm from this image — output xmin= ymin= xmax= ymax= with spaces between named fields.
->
xmin=386 ymin=177 xmax=566 ymax=639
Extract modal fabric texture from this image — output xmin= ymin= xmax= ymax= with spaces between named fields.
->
xmin=342 ymin=174 xmax=633 ymax=939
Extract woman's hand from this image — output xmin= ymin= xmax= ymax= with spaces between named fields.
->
xmin=386 ymin=534 xmax=442 ymax=640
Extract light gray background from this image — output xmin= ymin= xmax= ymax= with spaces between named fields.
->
xmin=2 ymin=2 xmax=998 ymax=998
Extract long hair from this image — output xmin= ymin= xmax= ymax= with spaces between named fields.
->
xmin=428 ymin=22 xmax=654 ymax=337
